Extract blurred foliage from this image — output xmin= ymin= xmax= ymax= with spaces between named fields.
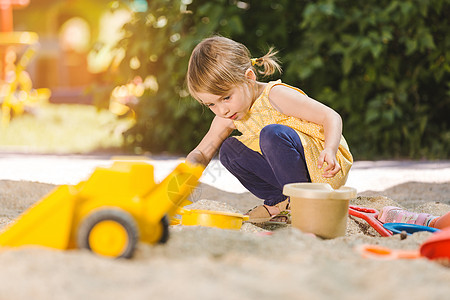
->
xmin=104 ymin=0 xmax=450 ymax=158
xmin=0 ymin=104 xmax=132 ymax=153
xmin=14 ymin=0 xmax=111 ymax=38
xmin=104 ymin=0 xmax=246 ymax=154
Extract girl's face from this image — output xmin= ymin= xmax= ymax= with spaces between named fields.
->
xmin=196 ymin=83 xmax=255 ymax=120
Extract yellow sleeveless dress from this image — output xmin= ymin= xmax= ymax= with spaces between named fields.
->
xmin=233 ymin=80 xmax=353 ymax=189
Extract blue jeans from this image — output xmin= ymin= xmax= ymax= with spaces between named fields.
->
xmin=219 ymin=124 xmax=311 ymax=206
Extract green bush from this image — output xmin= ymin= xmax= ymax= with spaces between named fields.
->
xmin=106 ymin=0 xmax=450 ymax=159
xmin=293 ymin=0 xmax=450 ymax=159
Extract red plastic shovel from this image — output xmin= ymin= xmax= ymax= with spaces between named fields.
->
xmin=348 ymin=205 xmax=393 ymax=237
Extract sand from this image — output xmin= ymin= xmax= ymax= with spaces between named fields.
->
xmin=0 ymin=179 xmax=449 ymax=299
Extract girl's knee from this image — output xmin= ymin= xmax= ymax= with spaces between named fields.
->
xmin=260 ymin=124 xmax=296 ymax=147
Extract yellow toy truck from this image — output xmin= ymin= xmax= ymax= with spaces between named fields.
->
xmin=0 ymin=161 xmax=204 ymax=258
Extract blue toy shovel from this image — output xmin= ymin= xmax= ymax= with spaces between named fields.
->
xmin=383 ymin=223 xmax=440 ymax=235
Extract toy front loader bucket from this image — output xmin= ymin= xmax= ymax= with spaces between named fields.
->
xmin=0 ymin=185 xmax=77 ymax=250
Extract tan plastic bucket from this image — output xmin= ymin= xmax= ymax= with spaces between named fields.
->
xmin=283 ymin=183 xmax=357 ymax=239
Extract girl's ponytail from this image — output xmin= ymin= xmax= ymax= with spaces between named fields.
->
xmin=251 ymin=47 xmax=282 ymax=77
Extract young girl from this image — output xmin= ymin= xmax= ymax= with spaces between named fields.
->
xmin=185 ymin=36 xmax=353 ymax=223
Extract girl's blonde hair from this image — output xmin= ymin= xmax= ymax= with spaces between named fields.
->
xmin=187 ymin=36 xmax=281 ymax=102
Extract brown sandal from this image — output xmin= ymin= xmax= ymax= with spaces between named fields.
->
xmin=245 ymin=198 xmax=290 ymax=224
xmin=267 ymin=210 xmax=292 ymax=225
xmin=245 ymin=205 xmax=273 ymax=223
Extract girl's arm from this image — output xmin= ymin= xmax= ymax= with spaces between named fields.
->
xmin=186 ymin=116 xmax=235 ymax=166
xmin=268 ymin=85 xmax=343 ymax=178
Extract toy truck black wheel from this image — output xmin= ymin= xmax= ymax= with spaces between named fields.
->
xmin=158 ymin=215 xmax=169 ymax=244
xmin=77 ymin=209 xmax=139 ymax=259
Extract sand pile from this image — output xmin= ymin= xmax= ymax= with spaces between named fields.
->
xmin=0 ymin=180 xmax=449 ymax=299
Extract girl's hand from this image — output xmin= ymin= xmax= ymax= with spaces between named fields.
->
xmin=317 ymin=148 xmax=341 ymax=178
